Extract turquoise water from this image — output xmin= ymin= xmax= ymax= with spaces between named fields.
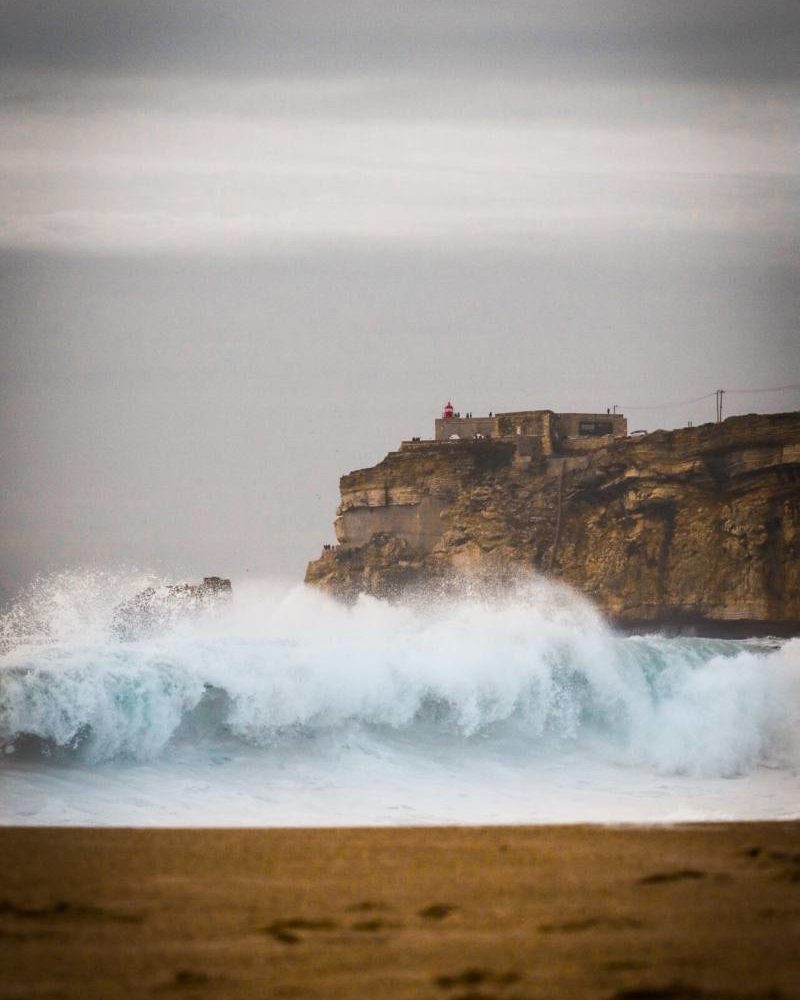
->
xmin=1 ymin=572 xmax=798 ymax=826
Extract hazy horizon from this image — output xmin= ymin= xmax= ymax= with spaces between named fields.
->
xmin=1 ymin=1 xmax=798 ymax=591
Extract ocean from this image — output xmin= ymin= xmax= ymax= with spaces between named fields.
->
xmin=1 ymin=571 xmax=798 ymax=827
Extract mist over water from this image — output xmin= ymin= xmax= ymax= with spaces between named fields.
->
xmin=1 ymin=571 xmax=798 ymax=826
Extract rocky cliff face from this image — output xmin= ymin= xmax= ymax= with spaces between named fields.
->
xmin=305 ymin=412 xmax=800 ymax=635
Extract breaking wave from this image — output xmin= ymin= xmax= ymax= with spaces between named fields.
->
xmin=1 ymin=571 xmax=798 ymax=782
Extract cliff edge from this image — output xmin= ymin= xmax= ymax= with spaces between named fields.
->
xmin=306 ymin=411 xmax=800 ymax=635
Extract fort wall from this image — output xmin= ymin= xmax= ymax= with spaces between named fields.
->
xmin=435 ymin=409 xmax=627 ymax=451
xmin=434 ymin=416 xmax=495 ymax=441
xmin=552 ymin=412 xmax=627 ymax=440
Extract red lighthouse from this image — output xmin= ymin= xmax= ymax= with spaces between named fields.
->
xmin=443 ymin=401 xmax=454 ymax=419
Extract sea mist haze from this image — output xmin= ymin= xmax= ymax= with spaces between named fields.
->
xmin=1 ymin=573 xmax=798 ymax=826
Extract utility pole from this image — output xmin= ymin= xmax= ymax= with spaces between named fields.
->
xmin=715 ymin=389 xmax=725 ymax=423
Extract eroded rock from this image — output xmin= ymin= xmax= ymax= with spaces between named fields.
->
xmin=306 ymin=412 xmax=800 ymax=636
xmin=111 ymin=577 xmax=232 ymax=640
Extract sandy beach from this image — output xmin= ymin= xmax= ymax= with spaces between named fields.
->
xmin=1 ymin=823 xmax=798 ymax=999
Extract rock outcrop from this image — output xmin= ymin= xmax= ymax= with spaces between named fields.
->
xmin=112 ymin=576 xmax=232 ymax=640
xmin=306 ymin=412 xmax=800 ymax=635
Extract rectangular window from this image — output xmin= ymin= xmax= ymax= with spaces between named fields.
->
xmin=578 ymin=421 xmax=613 ymax=436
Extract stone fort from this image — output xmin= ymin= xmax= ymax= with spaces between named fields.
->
xmin=429 ymin=403 xmax=627 ymax=462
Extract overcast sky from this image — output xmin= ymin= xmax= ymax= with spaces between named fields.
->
xmin=1 ymin=1 xmax=798 ymax=589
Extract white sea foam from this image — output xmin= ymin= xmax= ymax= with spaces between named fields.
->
xmin=1 ymin=571 xmax=798 ymax=826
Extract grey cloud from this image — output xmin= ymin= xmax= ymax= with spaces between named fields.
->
xmin=1 ymin=1 xmax=798 ymax=84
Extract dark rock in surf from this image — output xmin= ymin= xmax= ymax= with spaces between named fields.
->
xmin=111 ymin=577 xmax=232 ymax=641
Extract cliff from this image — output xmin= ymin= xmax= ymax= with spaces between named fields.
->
xmin=305 ymin=411 xmax=800 ymax=635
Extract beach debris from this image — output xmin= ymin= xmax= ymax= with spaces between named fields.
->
xmin=609 ymin=985 xmax=705 ymax=1000
xmin=171 ymin=969 xmax=210 ymax=989
xmin=538 ymin=915 xmax=643 ymax=933
xmin=740 ymin=847 xmax=800 ymax=883
xmin=262 ymin=917 xmax=338 ymax=944
xmin=0 ymin=898 xmax=143 ymax=922
xmin=419 ymin=903 xmax=456 ymax=921
xmin=346 ymin=900 xmax=389 ymax=912
xmin=637 ymin=870 xmax=706 ymax=885
xmin=350 ymin=918 xmax=397 ymax=932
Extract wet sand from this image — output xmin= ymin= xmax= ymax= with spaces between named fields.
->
xmin=1 ymin=823 xmax=798 ymax=999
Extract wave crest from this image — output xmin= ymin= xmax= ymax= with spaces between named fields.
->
xmin=1 ymin=573 xmax=798 ymax=776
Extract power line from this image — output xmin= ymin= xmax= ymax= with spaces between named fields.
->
xmin=726 ymin=383 xmax=800 ymax=395
xmin=618 ymin=392 xmax=717 ymax=411
xmin=617 ymin=383 xmax=800 ymax=412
